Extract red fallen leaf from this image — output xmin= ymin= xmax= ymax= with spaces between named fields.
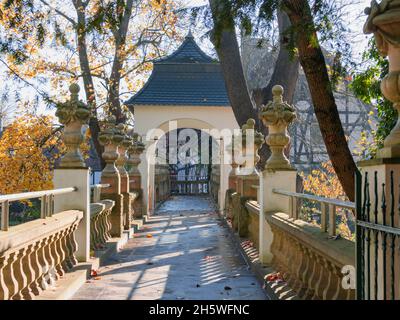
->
xmin=91 ymin=269 xmax=98 ymax=277
xmin=266 ymin=272 xmax=285 ymax=282
xmin=266 ymin=274 xmax=278 ymax=282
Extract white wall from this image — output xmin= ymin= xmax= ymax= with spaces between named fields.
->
xmin=133 ymin=105 xmax=239 ymax=214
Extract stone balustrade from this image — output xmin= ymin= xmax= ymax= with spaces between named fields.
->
xmin=89 ymin=200 xmax=114 ymax=251
xmin=221 ymin=85 xmax=357 ymax=300
xmin=0 ymin=84 xmax=146 ymax=300
xmin=0 ymin=188 xmax=82 ymax=300
xmin=267 ymin=211 xmax=355 ymax=300
xmin=244 ymin=199 xmax=355 ymax=299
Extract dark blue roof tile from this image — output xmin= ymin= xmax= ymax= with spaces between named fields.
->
xmin=125 ymin=33 xmax=230 ymax=107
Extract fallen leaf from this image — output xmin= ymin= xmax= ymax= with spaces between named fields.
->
xmin=146 ymin=234 xmax=153 ymax=238
xmin=94 ymin=277 xmax=101 ymax=280
xmin=91 ymin=269 xmax=98 ymax=277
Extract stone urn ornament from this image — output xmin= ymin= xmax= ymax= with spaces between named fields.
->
xmin=260 ymin=85 xmax=296 ymax=170
xmin=115 ymin=123 xmax=131 ymax=175
xmin=98 ymin=115 xmax=124 ymax=177
xmin=127 ymin=132 xmax=145 ymax=175
xmin=364 ymin=0 xmax=400 ymax=158
xmin=55 ymin=83 xmax=91 ymax=168
xmin=240 ymin=118 xmax=264 ymax=174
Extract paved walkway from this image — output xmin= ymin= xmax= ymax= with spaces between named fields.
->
xmin=72 ymin=196 xmax=267 ymax=300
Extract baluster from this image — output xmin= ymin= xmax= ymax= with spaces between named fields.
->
xmin=10 ymin=247 xmax=29 ymax=300
xmin=28 ymin=240 xmax=43 ymax=296
xmin=312 ymin=254 xmax=327 ymax=300
xmin=20 ymin=243 xmax=37 ymax=299
xmin=0 ymin=252 xmax=11 ymax=300
xmin=90 ymin=214 xmax=96 ymax=251
xmin=298 ymin=245 xmax=312 ymax=299
xmin=52 ymin=230 xmax=65 ymax=278
xmin=69 ymin=223 xmax=80 ymax=266
xmin=61 ymin=226 xmax=74 ymax=271
xmin=2 ymin=251 xmax=18 ymax=299
xmin=330 ymin=263 xmax=342 ymax=300
xmin=105 ymin=208 xmax=112 ymax=240
xmin=304 ymin=250 xmax=317 ymax=299
xmin=100 ymin=209 xmax=108 ymax=245
xmin=42 ymin=234 xmax=56 ymax=288
xmin=54 ymin=229 xmax=67 ymax=278
xmin=291 ymin=242 xmax=306 ymax=293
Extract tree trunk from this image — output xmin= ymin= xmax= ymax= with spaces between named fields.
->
xmin=74 ymin=0 xmax=105 ymax=169
xmin=209 ymin=0 xmax=299 ymax=169
xmin=108 ymin=0 xmax=134 ymax=124
xmin=254 ymin=11 xmax=300 ymax=106
xmin=282 ymin=0 xmax=357 ymax=201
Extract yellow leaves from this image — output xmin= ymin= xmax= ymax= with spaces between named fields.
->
xmin=0 ymin=113 xmax=64 ymax=195
xmin=80 ymin=128 xmax=91 ymax=160
xmin=301 ymin=161 xmax=346 ymax=201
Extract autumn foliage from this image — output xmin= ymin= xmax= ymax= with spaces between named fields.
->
xmin=0 ymin=114 xmax=64 ymax=194
xmin=301 ymin=161 xmax=346 ymax=201
xmin=301 ymin=161 xmax=354 ymax=240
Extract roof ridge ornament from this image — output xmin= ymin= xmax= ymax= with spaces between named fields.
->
xmin=186 ymin=28 xmax=194 ymax=39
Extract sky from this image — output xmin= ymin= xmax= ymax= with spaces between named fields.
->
xmin=1 ymin=0 xmax=374 ymax=125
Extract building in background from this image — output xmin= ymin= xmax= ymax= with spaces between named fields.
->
xmin=241 ymin=36 xmax=377 ymax=172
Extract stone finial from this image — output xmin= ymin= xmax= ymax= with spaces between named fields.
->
xmin=127 ymin=133 xmax=145 ymax=175
xmin=364 ymin=0 xmax=400 ymax=158
xmin=55 ymin=84 xmax=91 ymax=168
xmin=364 ymin=0 xmax=400 ymax=58
xmin=115 ymin=123 xmax=131 ymax=169
xmin=240 ymin=119 xmax=264 ymax=172
xmin=260 ymin=85 xmax=296 ymax=170
xmin=98 ymin=115 xmax=123 ymax=177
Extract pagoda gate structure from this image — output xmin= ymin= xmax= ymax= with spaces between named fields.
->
xmin=126 ymin=32 xmax=239 ymax=214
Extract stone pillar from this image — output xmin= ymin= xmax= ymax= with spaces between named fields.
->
xmin=127 ymin=133 xmax=145 ymax=218
xmin=115 ymin=124 xmax=133 ymax=231
xmin=259 ymin=85 xmax=297 ymax=264
xmin=360 ymin=1 xmax=400 ymax=299
xmin=53 ymin=84 xmax=91 ymax=262
xmin=98 ymin=116 xmax=124 ymax=238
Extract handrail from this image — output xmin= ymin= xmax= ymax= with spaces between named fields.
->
xmin=90 ymin=184 xmax=110 ymax=189
xmin=91 ymin=184 xmax=110 ymax=203
xmin=272 ymin=189 xmax=355 ymax=209
xmin=0 ymin=187 xmax=77 ymax=203
xmin=272 ymin=188 xmax=355 ymax=237
xmin=0 ymin=187 xmax=77 ymax=231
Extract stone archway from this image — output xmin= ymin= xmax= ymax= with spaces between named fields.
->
xmin=134 ymin=115 xmax=238 ymax=215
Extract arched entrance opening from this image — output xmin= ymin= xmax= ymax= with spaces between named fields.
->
xmin=145 ymin=118 xmax=226 ymax=214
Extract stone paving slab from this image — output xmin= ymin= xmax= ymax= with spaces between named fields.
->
xmin=72 ymin=196 xmax=267 ymax=300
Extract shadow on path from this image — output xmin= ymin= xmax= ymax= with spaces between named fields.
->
xmin=72 ymin=196 xmax=267 ymax=300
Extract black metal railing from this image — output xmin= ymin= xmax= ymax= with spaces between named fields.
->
xmin=356 ymin=170 xmax=400 ymax=300
xmin=170 ymin=175 xmax=209 ymax=195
